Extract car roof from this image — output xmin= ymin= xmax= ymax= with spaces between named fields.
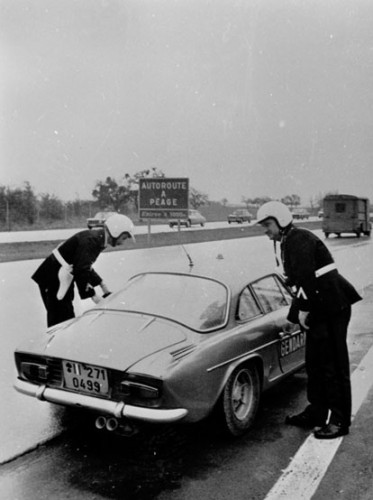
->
xmin=138 ymin=253 xmax=276 ymax=296
xmin=94 ymin=211 xmax=115 ymax=217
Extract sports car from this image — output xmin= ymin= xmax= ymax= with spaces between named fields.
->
xmin=14 ymin=259 xmax=305 ymax=437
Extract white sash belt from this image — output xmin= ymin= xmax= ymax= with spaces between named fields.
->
xmin=53 ymin=248 xmax=73 ymax=300
xmin=315 ymin=263 xmax=337 ymax=278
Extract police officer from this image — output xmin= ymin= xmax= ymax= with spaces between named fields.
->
xmin=32 ymin=214 xmax=135 ymax=328
xmin=257 ymin=201 xmax=361 ymax=439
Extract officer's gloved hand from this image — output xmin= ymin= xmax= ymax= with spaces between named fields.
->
xmin=100 ymin=282 xmax=110 ymax=296
xmin=91 ymin=294 xmax=102 ymax=305
xmin=299 ymin=311 xmax=310 ymax=330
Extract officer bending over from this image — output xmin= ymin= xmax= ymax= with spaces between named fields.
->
xmin=257 ymin=201 xmax=361 ymax=439
xmin=32 ymin=214 xmax=135 ymax=328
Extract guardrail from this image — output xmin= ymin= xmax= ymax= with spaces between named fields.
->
xmin=0 ymin=220 xmax=322 ymax=263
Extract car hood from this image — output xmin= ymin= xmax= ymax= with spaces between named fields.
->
xmin=20 ymin=311 xmax=187 ymax=372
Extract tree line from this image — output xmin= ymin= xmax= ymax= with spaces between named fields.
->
xmin=0 ymin=167 xmax=326 ymax=230
xmin=0 ymin=168 xmax=210 ymax=230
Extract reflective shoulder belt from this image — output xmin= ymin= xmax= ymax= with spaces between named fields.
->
xmin=52 ymin=248 xmax=70 ymax=269
xmin=52 ymin=248 xmax=73 ymax=300
xmin=315 ymin=263 xmax=337 ymax=278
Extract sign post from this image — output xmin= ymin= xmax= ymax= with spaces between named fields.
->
xmin=138 ymin=177 xmax=189 ymax=242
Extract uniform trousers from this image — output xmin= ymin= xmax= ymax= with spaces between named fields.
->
xmin=305 ymin=306 xmax=352 ymax=427
xmin=38 ymin=282 xmax=75 ymax=328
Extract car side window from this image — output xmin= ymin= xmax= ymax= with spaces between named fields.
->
xmin=251 ymin=275 xmax=289 ymax=314
xmin=276 ymin=276 xmax=293 ymax=303
xmin=237 ymin=287 xmax=261 ymax=321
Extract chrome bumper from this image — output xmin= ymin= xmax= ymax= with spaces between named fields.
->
xmin=14 ymin=379 xmax=188 ymax=423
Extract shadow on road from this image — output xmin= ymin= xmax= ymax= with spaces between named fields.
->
xmin=45 ymin=370 xmax=308 ymax=500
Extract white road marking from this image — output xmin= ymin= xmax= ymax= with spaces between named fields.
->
xmin=264 ymin=344 xmax=373 ymax=500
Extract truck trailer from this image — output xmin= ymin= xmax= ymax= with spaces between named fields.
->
xmin=322 ymin=194 xmax=371 ymax=238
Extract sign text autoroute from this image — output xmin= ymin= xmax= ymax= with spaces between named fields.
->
xmin=139 ymin=177 xmax=189 ymax=219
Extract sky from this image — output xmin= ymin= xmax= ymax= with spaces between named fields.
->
xmin=1 ymin=0 xmax=373 ymax=205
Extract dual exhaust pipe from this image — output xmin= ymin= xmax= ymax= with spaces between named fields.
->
xmin=95 ymin=415 xmax=119 ymax=432
xmin=95 ymin=415 xmax=136 ymax=436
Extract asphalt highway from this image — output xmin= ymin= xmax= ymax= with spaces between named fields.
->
xmin=1 ymin=229 xmax=372 ymax=499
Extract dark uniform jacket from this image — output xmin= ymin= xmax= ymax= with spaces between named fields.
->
xmin=32 ymin=229 xmax=106 ymax=299
xmin=280 ymin=225 xmax=361 ymax=323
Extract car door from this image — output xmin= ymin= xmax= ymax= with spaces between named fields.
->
xmin=251 ymin=275 xmax=305 ymax=375
xmin=236 ymin=283 xmax=283 ymax=382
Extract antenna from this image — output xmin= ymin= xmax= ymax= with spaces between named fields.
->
xmin=170 ymin=222 xmax=194 ymax=267
xmin=181 ymin=243 xmax=194 ymax=268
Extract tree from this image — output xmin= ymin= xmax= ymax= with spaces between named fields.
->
xmin=221 ymin=197 xmax=228 ymax=207
xmin=39 ymin=193 xmax=64 ymax=220
xmin=241 ymin=196 xmax=259 ymax=209
xmin=0 ymin=182 xmax=38 ymax=225
xmin=92 ymin=176 xmax=131 ymax=212
xmin=281 ymin=194 xmax=301 ymax=208
xmin=20 ymin=182 xmax=38 ymax=224
xmin=189 ymin=187 xmax=209 ymax=209
xmin=124 ymin=167 xmax=165 ymax=212
xmin=252 ymin=196 xmax=272 ymax=207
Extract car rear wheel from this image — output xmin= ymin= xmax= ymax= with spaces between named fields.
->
xmin=219 ymin=364 xmax=261 ymax=436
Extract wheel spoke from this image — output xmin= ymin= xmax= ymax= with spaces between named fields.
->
xmin=232 ymin=376 xmax=252 ymax=417
xmin=222 ymin=365 xmax=260 ymax=436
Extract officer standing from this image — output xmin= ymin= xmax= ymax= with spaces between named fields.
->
xmin=257 ymin=201 xmax=361 ymax=439
xmin=32 ymin=214 xmax=135 ymax=328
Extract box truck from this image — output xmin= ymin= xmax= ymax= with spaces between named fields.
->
xmin=322 ymin=194 xmax=371 ymax=238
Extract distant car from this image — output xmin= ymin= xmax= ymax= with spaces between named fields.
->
xmin=292 ymin=208 xmax=310 ymax=220
xmin=318 ymin=210 xmax=324 ymax=218
xmin=227 ymin=209 xmax=252 ymax=224
xmin=169 ymin=209 xmax=206 ymax=228
xmin=14 ymin=255 xmax=304 ymax=437
xmin=87 ymin=211 xmax=117 ymax=229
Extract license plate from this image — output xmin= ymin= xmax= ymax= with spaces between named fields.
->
xmin=62 ymin=360 xmax=109 ymax=395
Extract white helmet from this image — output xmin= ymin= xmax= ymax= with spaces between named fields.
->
xmin=256 ymin=201 xmax=293 ymax=228
xmin=104 ymin=214 xmax=135 ymax=243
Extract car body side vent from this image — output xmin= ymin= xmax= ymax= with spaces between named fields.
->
xmin=170 ymin=344 xmax=197 ymax=361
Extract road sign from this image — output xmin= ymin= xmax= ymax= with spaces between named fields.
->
xmin=138 ymin=177 xmax=189 ymax=219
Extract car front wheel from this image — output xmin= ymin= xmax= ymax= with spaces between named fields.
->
xmin=219 ymin=364 xmax=261 ymax=436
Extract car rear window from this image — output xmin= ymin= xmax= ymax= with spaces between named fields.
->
xmin=107 ymin=273 xmax=229 ymax=332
